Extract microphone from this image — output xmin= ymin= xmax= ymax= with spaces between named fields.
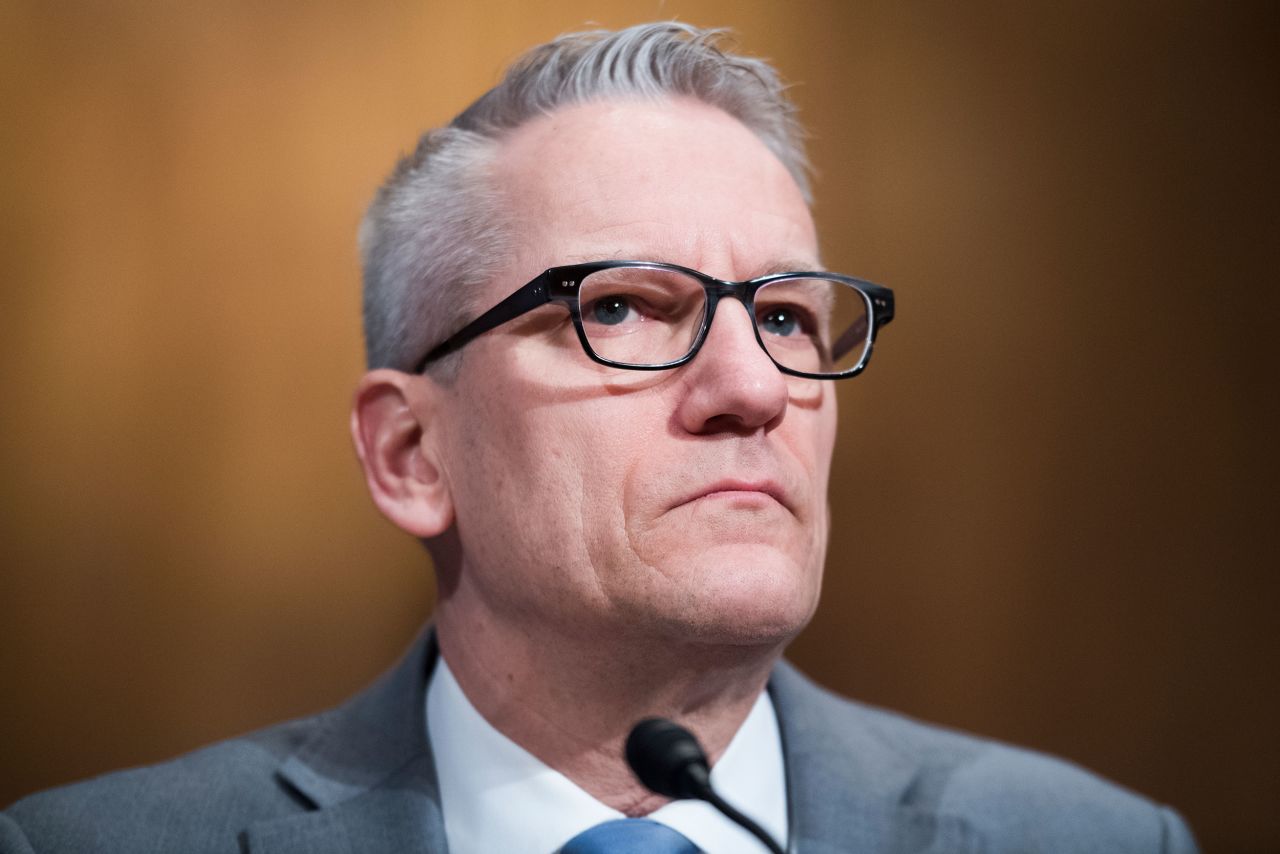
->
xmin=625 ymin=718 xmax=786 ymax=854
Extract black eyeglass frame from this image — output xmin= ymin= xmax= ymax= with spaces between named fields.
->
xmin=413 ymin=260 xmax=895 ymax=379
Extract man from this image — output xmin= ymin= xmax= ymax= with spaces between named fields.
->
xmin=2 ymin=23 xmax=1196 ymax=854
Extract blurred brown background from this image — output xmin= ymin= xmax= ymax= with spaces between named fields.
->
xmin=2 ymin=1 xmax=1276 ymax=850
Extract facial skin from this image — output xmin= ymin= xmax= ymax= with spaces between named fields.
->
xmin=352 ymin=96 xmax=839 ymax=808
xmin=428 ymin=98 xmax=838 ymax=653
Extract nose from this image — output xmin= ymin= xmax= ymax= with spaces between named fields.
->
xmin=674 ymin=297 xmax=789 ymax=434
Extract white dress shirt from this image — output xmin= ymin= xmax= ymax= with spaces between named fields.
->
xmin=426 ymin=655 xmax=788 ymax=854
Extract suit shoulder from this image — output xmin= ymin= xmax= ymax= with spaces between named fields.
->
xmin=2 ymin=715 xmax=321 ymax=854
xmin=771 ymin=662 xmax=1198 ymax=852
xmin=935 ymin=739 xmax=1197 ymax=853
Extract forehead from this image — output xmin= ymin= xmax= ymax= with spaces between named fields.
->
xmin=491 ymin=98 xmax=819 ymax=280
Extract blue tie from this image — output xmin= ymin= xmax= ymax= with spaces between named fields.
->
xmin=560 ymin=818 xmax=701 ymax=853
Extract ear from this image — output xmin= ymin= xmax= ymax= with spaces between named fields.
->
xmin=350 ymin=369 xmax=454 ymax=538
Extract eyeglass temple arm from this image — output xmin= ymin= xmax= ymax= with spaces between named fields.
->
xmin=415 ymin=272 xmax=554 ymax=372
xmin=865 ymin=284 xmax=895 ymax=337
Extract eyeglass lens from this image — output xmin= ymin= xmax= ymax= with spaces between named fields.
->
xmin=577 ymin=267 xmax=872 ymax=375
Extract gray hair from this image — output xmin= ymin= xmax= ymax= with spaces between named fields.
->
xmin=359 ymin=22 xmax=811 ymax=373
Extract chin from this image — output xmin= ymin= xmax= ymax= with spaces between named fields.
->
xmin=683 ymin=613 xmax=814 ymax=649
xmin=658 ymin=547 xmax=822 ymax=648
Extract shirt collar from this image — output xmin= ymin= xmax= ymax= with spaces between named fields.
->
xmin=426 ymin=654 xmax=788 ymax=854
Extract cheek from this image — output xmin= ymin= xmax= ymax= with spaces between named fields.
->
xmin=445 ymin=380 xmax=650 ymax=566
xmin=575 ymin=422 xmax=662 ymax=565
xmin=804 ymin=385 xmax=839 ymax=486
xmin=819 ymin=407 xmax=838 ymax=490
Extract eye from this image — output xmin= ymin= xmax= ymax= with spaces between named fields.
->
xmin=759 ymin=306 xmax=800 ymax=337
xmin=590 ymin=295 xmax=636 ymax=326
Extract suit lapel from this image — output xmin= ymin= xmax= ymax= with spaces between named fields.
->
xmin=243 ymin=630 xmax=449 ymax=853
xmin=770 ymin=662 xmax=985 ymax=854
xmin=242 ymin=755 xmax=446 ymax=854
xmin=242 ymin=636 xmax=984 ymax=854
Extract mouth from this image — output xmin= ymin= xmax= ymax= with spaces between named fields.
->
xmin=676 ymin=479 xmax=792 ymax=513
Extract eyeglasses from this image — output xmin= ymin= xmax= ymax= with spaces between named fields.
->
xmin=414 ymin=260 xmax=895 ymax=379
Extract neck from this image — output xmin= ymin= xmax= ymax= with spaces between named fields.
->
xmin=434 ymin=598 xmax=784 ymax=814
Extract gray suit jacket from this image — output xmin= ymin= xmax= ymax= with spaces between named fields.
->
xmin=2 ymin=632 xmax=1198 ymax=853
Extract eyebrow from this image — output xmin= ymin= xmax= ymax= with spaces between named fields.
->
xmin=558 ymin=253 xmax=826 ymax=278
xmin=754 ymin=258 xmax=827 ymax=276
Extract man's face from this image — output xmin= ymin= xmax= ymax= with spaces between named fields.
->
xmin=433 ymin=98 xmax=837 ymax=649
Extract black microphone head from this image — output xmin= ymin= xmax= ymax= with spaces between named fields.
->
xmin=625 ymin=717 xmax=713 ymax=800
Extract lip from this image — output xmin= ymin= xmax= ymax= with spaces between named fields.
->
xmin=675 ymin=479 xmax=792 ymax=513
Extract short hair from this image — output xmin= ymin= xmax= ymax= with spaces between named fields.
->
xmin=358 ymin=22 xmax=811 ymax=373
